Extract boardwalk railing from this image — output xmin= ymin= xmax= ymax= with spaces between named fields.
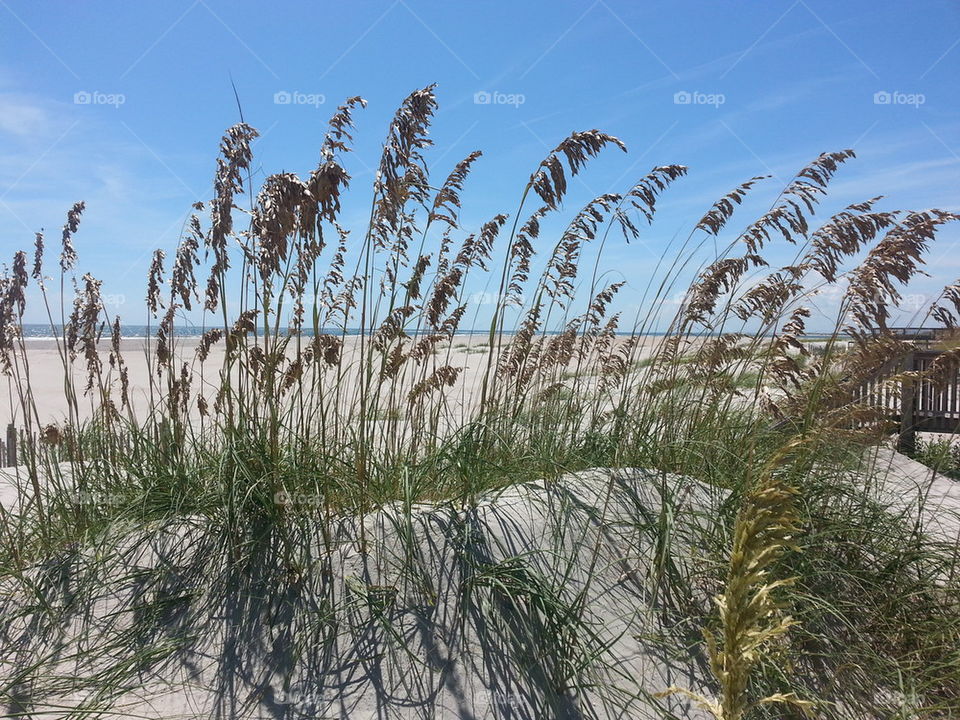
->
xmin=1 ymin=423 xmax=17 ymax=468
xmin=855 ymin=349 xmax=960 ymax=452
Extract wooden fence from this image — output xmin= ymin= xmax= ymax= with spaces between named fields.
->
xmin=1 ymin=423 xmax=16 ymax=468
xmin=855 ymin=349 xmax=960 ymax=452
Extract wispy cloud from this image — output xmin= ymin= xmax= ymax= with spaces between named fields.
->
xmin=0 ymin=93 xmax=57 ymax=138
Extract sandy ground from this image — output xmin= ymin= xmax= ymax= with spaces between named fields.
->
xmin=1 ymin=448 xmax=958 ymax=718
xmin=0 ymin=334 xmax=671 ymax=433
xmin=1 ymin=466 xmax=720 ymax=720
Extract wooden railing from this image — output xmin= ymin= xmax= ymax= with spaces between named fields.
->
xmin=855 ymin=349 xmax=960 ymax=452
xmin=1 ymin=423 xmax=16 ymax=468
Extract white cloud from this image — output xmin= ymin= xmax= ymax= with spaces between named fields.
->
xmin=0 ymin=93 xmax=53 ymax=137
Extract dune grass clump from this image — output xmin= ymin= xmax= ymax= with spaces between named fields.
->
xmin=910 ymin=435 xmax=960 ymax=479
xmin=1 ymin=85 xmax=960 ymax=718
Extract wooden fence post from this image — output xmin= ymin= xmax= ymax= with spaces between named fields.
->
xmin=897 ymin=353 xmax=917 ymax=454
xmin=5 ymin=423 xmax=16 ymax=467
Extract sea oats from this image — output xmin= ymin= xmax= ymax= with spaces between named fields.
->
xmin=428 ymin=150 xmax=482 ymax=230
xmin=60 ymin=201 xmax=85 ymax=273
xmin=197 ymin=327 xmax=223 ymax=363
xmin=311 ymin=333 xmax=342 ymax=366
xmin=146 ymin=249 xmax=166 ymax=316
xmin=9 ymin=251 xmax=27 ymax=319
xmin=402 ymin=253 xmax=431 ymax=302
xmin=371 ymin=85 xmax=437 ymax=255
xmin=32 ymin=232 xmax=44 ymax=283
xmin=932 ymin=281 xmax=960 ymax=328
xmin=529 ymin=130 xmax=626 ymax=210
xmin=616 ymin=164 xmax=688 ymax=240
xmin=301 ymin=96 xmax=366 ymax=233
xmin=845 ymin=210 xmax=959 ymax=332
xmin=506 ymin=205 xmax=549 ymax=305
xmin=683 ymin=254 xmax=767 ymax=328
xmin=544 ymin=193 xmax=620 ymax=303
xmin=171 ymin=215 xmax=202 ymax=311
xmin=696 ymin=175 xmax=769 ymax=236
xmin=206 ymin=123 xmax=258 ymax=312
xmin=408 ymin=364 xmax=461 ymax=403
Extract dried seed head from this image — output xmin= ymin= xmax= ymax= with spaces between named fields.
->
xmin=616 ymin=165 xmax=687 ymax=241
xmin=172 ymin=215 xmax=202 ymax=310
xmin=197 ymin=327 xmax=224 ymax=362
xmin=586 ymin=281 xmax=625 ymax=328
xmin=739 ymin=151 xmax=856 ymax=255
xmin=733 ymin=273 xmax=803 ymax=323
xmin=507 ymin=205 xmax=550 ymax=305
xmin=146 ymin=249 xmax=165 ymax=316
xmin=683 ymin=254 xmax=767 ymax=328
xmin=311 ymin=333 xmax=342 ymax=366
xmin=408 ymin=364 xmax=461 ymax=403
xmin=32 ymin=232 xmax=45 ymax=282
xmin=403 ymin=253 xmax=431 ymax=301
xmin=207 ymin=123 xmax=259 ymax=311
xmin=932 ymin=282 xmax=960 ymax=328
xmin=544 ymin=194 xmax=620 ymax=302
xmin=226 ymin=309 xmax=259 ymax=354
xmin=801 ymin=199 xmax=896 ymax=283
xmin=429 ymin=150 xmax=482 ymax=229
xmin=372 ymin=85 xmax=437 ymax=252
xmin=251 ymin=172 xmax=308 ymax=282
xmin=300 ymin=96 xmax=367 ymax=233
xmin=845 ymin=210 xmax=958 ymax=331
xmin=41 ymin=424 xmax=63 ymax=446
xmin=60 ymin=202 xmax=85 ymax=272
xmin=156 ymin=304 xmax=177 ymax=369
xmin=109 ymin=316 xmax=123 ymax=369
xmin=426 ymin=267 xmax=462 ymax=330
xmin=530 ymin=130 xmax=626 ymax=210
xmin=9 ymin=252 xmax=27 ymax=318
xmin=72 ymin=273 xmax=104 ymax=391
xmin=373 ymin=305 xmax=415 ymax=351
xmin=498 ymin=304 xmax=542 ymax=380
xmin=696 ymin=176 xmax=769 ymax=236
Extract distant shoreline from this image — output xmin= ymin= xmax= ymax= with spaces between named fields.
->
xmin=16 ymin=324 xmax=845 ymax=341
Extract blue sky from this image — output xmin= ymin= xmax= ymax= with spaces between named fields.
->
xmin=1 ymin=0 xmax=958 ymax=331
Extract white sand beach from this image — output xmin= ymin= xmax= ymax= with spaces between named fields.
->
xmin=0 ymin=333 xmax=673 ymax=431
